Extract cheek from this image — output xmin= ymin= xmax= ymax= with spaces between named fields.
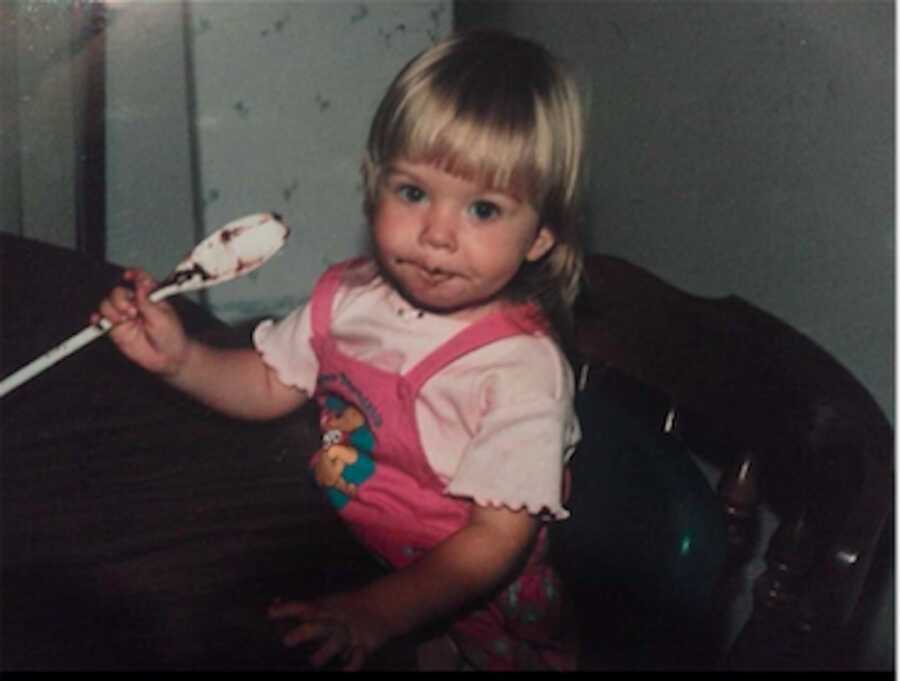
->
xmin=373 ymin=200 xmax=408 ymax=232
xmin=476 ymin=227 xmax=539 ymax=263
xmin=371 ymin=205 xmax=396 ymax=246
xmin=465 ymin=239 xmax=529 ymax=281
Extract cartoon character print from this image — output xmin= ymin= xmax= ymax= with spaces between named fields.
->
xmin=312 ymin=395 xmax=376 ymax=509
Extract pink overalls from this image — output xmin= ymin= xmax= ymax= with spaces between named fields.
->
xmin=306 ymin=262 xmax=573 ymax=671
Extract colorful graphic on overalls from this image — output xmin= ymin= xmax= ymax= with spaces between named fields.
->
xmin=313 ymin=394 xmax=376 ymax=509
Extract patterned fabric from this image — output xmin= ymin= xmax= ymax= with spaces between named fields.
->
xmin=450 ymin=531 xmax=575 ymax=671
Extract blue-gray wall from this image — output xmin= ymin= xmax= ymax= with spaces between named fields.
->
xmin=457 ymin=0 xmax=893 ymax=670
xmin=105 ymin=0 xmax=451 ymax=323
xmin=460 ymin=0 xmax=894 ymax=425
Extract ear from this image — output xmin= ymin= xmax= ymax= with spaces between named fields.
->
xmin=525 ymin=226 xmax=556 ymax=262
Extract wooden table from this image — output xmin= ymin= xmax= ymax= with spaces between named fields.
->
xmin=0 ymin=234 xmax=411 ymax=670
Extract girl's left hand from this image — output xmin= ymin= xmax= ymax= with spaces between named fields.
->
xmin=267 ymin=590 xmax=388 ymax=671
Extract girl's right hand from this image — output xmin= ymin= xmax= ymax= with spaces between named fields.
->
xmin=93 ymin=268 xmax=191 ymax=377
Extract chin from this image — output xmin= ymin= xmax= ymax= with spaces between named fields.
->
xmin=375 ymin=256 xmax=501 ymax=318
xmin=408 ymin=288 xmax=504 ymax=320
xmin=400 ymin=288 xmax=458 ymax=314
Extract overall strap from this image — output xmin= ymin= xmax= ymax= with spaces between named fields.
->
xmin=309 ymin=257 xmax=369 ymax=338
xmin=403 ymin=304 xmax=548 ymax=394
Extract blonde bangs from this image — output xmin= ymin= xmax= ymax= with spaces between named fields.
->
xmin=373 ymin=84 xmax=558 ymax=206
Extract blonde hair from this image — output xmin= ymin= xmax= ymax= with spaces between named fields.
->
xmin=362 ymin=29 xmax=587 ymax=343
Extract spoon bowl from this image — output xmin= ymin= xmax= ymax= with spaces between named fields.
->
xmin=152 ymin=212 xmax=290 ymax=299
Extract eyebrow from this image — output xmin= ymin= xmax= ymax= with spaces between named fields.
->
xmin=384 ymin=167 xmax=411 ymax=180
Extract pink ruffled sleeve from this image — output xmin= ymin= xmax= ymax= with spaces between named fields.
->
xmin=252 ymin=304 xmax=319 ymax=395
xmin=443 ymin=340 xmax=580 ymax=520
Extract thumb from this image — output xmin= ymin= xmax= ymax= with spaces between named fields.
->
xmin=132 ymin=270 xmax=178 ymax=326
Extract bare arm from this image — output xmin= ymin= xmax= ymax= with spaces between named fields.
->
xmin=268 ymin=504 xmax=539 ymax=669
xmin=165 ymin=342 xmax=307 ymax=420
xmin=97 ymin=268 xmax=307 ymax=420
xmin=358 ymin=504 xmax=539 ymax=635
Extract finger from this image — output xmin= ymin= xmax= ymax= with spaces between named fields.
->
xmin=283 ymin=621 xmax=329 ymax=648
xmin=120 ymin=269 xmax=160 ymax=314
xmin=308 ymin=629 xmax=351 ymax=669
xmin=121 ymin=268 xmax=140 ymax=283
xmin=268 ymin=600 xmax=317 ymax=620
xmin=99 ymin=288 xmax=138 ymax=324
xmin=132 ymin=275 xmax=178 ymax=328
xmin=121 ymin=267 xmax=155 ymax=287
xmin=341 ymin=645 xmax=367 ymax=672
xmin=134 ymin=290 xmax=174 ymax=328
xmin=132 ymin=269 xmax=158 ymax=297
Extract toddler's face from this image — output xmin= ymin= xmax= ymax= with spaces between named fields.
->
xmin=372 ymin=160 xmax=554 ymax=321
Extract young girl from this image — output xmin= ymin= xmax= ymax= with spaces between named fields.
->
xmin=96 ymin=29 xmax=586 ymax=671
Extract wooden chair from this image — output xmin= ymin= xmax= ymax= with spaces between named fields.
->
xmin=552 ymin=254 xmax=894 ymax=671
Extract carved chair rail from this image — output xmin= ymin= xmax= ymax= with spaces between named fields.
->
xmin=566 ymin=254 xmax=893 ymax=670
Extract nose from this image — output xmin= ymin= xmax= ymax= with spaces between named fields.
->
xmin=419 ymin=203 xmax=457 ymax=251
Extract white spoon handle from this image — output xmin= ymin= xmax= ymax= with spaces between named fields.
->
xmin=0 ymin=321 xmax=111 ymax=398
xmin=0 ymin=287 xmax=177 ymax=399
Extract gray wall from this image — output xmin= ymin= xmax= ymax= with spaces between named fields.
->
xmin=105 ymin=0 xmax=451 ymax=323
xmin=1 ymin=1 xmax=86 ymax=249
xmin=105 ymin=1 xmax=197 ymax=279
xmin=458 ymin=0 xmax=894 ymax=670
xmin=459 ymin=0 xmax=894 ymax=424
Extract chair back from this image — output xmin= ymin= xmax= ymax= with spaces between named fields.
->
xmin=555 ymin=254 xmax=894 ymax=670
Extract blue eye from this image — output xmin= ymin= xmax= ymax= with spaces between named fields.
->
xmin=470 ymin=201 xmax=500 ymax=221
xmin=398 ymin=184 xmax=426 ymax=203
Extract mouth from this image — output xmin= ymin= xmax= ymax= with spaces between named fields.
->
xmin=398 ymin=259 xmax=456 ymax=286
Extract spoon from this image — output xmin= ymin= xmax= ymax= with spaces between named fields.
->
xmin=0 ymin=212 xmax=290 ymax=398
